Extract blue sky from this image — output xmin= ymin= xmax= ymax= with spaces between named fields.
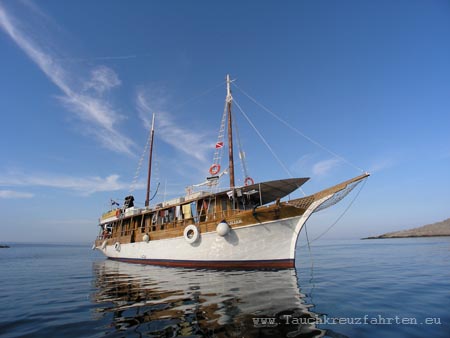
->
xmin=1 ymin=0 xmax=449 ymax=243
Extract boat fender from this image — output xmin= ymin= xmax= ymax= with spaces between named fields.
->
xmin=91 ymin=243 xmax=96 ymax=250
xmin=101 ymin=240 xmax=107 ymax=250
xmin=114 ymin=242 xmax=121 ymax=252
xmin=143 ymin=234 xmax=150 ymax=243
xmin=184 ymin=224 xmax=200 ymax=244
xmin=209 ymin=164 xmax=221 ymax=176
xmin=216 ymin=221 xmax=230 ymax=236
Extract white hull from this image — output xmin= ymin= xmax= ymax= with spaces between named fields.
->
xmin=96 ymin=196 xmax=330 ymax=268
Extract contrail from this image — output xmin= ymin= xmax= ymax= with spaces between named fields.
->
xmin=56 ymin=53 xmax=152 ymax=62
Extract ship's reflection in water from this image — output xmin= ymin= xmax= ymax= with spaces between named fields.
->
xmin=92 ymin=260 xmax=325 ymax=337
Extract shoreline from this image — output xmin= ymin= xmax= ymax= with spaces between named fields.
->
xmin=362 ymin=234 xmax=450 ymax=240
xmin=362 ymin=218 xmax=450 ymax=240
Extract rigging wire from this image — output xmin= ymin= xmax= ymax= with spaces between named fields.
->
xmin=298 ymin=178 xmax=368 ymax=303
xmin=303 ymin=222 xmax=314 ymax=267
xmin=233 ymin=98 xmax=294 ymax=178
xmin=149 ymin=159 xmax=161 ymax=204
xmin=232 ymin=82 xmax=365 ymax=173
xmin=130 ymin=81 xmax=225 ymax=198
xmin=210 ymin=101 xmax=229 ymax=188
xmin=169 ymin=80 xmax=226 ymax=112
xmin=303 ymin=222 xmax=316 ymax=291
xmin=298 ymin=177 xmax=368 ymax=248
xmin=129 ymin=127 xmax=152 ymax=194
xmin=233 ymin=98 xmax=306 ymax=196
xmin=232 ymin=115 xmax=250 ymax=182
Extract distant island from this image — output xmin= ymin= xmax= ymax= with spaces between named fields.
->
xmin=0 ymin=245 xmax=10 ymax=248
xmin=364 ymin=218 xmax=450 ymax=239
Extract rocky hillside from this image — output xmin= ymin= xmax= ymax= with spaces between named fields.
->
xmin=364 ymin=218 xmax=450 ymax=239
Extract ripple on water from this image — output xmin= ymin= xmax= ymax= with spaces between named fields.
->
xmin=1 ymin=240 xmax=449 ymax=338
xmin=91 ymin=261 xmax=325 ymax=337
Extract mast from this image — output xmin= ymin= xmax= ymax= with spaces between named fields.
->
xmin=226 ymin=74 xmax=235 ymax=189
xmin=145 ymin=114 xmax=155 ymax=207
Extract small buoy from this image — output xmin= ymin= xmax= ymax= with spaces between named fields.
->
xmin=183 ymin=224 xmax=200 ymax=244
xmin=216 ymin=221 xmax=230 ymax=236
xmin=115 ymin=209 xmax=121 ymax=217
xmin=143 ymin=234 xmax=150 ymax=243
xmin=114 ymin=242 xmax=121 ymax=252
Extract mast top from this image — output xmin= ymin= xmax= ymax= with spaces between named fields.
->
xmin=226 ymin=74 xmax=232 ymax=103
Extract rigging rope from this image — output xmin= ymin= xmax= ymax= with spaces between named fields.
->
xmin=129 ymin=128 xmax=152 ymax=194
xmin=233 ymin=115 xmax=250 ymax=182
xmin=211 ymin=102 xmax=228 ymax=173
xmin=233 ymin=98 xmax=293 ymax=178
xmin=298 ymin=177 xmax=368 ymax=247
xmin=302 ymin=221 xmax=317 ymax=308
xmin=129 ymin=132 xmax=161 ymax=206
xmin=303 ymin=222 xmax=315 ymax=277
xmin=233 ymin=98 xmax=306 ymax=196
xmin=170 ymin=80 xmax=226 ymax=112
xmin=232 ymin=83 xmax=365 ymax=173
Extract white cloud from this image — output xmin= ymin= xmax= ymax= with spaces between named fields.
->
xmin=0 ymin=172 xmax=138 ymax=195
xmin=136 ymin=88 xmax=212 ymax=165
xmin=291 ymin=154 xmax=343 ymax=177
xmin=290 ymin=154 xmax=314 ymax=175
xmin=368 ymin=157 xmax=396 ymax=173
xmin=83 ymin=65 xmax=121 ymax=95
xmin=312 ymin=158 xmax=341 ymax=176
xmin=0 ymin=3 xmax=134 ymax=156
xmin=0 ymin=190 xmax=34 ymax=199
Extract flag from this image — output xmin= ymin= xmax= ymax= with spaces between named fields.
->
xmin=215 ymin=142 xmax=224 ymax=149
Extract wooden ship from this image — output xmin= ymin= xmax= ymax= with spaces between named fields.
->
xmin=93 ymin=75 xmax=369 ymax=268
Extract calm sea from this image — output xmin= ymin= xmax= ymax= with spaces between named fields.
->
xmin=0 ymin=238 xmax=449 ymax=338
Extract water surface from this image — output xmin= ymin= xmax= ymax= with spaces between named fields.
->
xmin=0 ymin=238 xmax=448 ymax=337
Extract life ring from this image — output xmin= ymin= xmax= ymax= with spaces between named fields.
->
xmin=183 ymin=224 xmax=200 ymax=244
xmin=115 ymin=209 xmax=121 ymax=217
xmin=101 ymin=240 xmax=107 ymax=250
xmin=209 ymin=164 xmax=221 ymax=176
xmin=114 ymin=242 xmax=121 ymax=252
xmin=244 ymin=177 xmax=254 ymax=186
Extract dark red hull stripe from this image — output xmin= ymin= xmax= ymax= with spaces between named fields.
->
xmin=108 ymin=257 xmax=294 ymax=269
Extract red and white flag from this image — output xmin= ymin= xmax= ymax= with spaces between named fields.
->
xmin=215 ymin=142 xmax=224 ymax=149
